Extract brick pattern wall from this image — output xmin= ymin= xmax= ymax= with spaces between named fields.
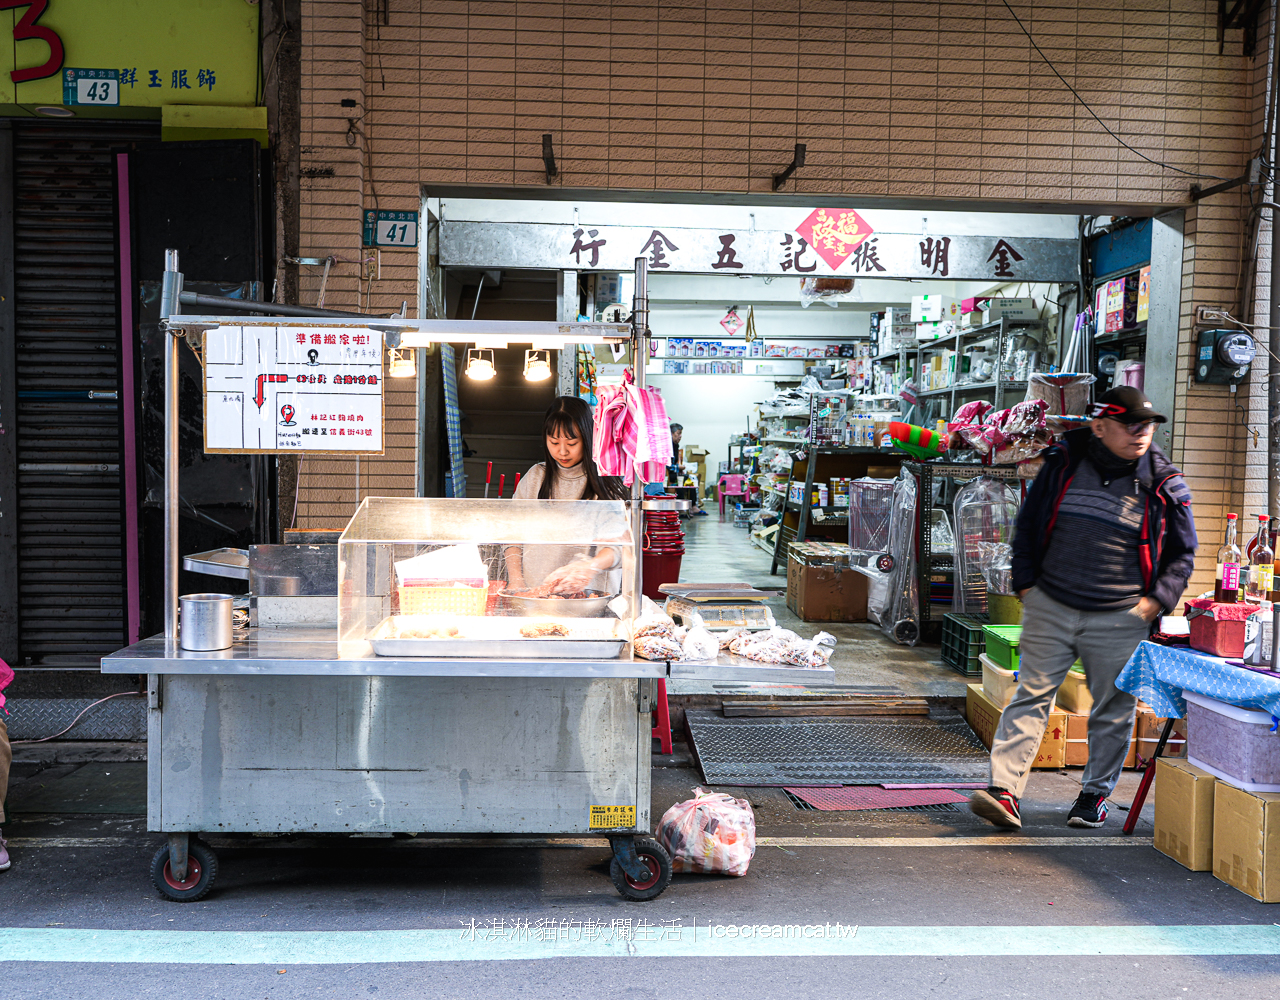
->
xmin=295 ymin=0 xmax=1266 ymax=604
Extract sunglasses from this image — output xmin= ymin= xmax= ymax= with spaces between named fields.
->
xmin=1107 ymin=417 xmax=1156 ymax=435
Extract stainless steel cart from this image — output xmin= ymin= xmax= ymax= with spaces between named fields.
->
xmin=102 ymin=256 xmax=833 ymax=903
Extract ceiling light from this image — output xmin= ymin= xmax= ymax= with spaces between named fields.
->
xmin=387 ymin=346 xmax=416 ymax=378
xmin=523 ymin=349 xmax=552 ymax=382
xmin=34 ymin=106 xmax=74 ymax=117
xmin=465 ymin=348 xmax=495 ymax=381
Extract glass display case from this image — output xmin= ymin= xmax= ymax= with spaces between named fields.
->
xmin=338 ymin=497 xmax=637 ymax=658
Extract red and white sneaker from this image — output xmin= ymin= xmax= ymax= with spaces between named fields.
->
xmin=970 ymin=787 xmax=1022 ymax=829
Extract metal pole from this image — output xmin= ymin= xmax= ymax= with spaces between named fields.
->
xmin=632 ymin=256 xmax=649 ymax=610
xmin=1270 ymin=4 xmax=1280 ymax=522
xmin=160 ymin=250 xmax=182 ymax=641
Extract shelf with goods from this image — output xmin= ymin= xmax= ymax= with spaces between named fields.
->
xmin=767 ymin=391 xmax=905 ymax=574
xmin=909 ymin=318 xmax=1046 ymax=424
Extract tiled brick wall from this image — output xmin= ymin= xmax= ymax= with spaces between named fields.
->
xmin=293 ymin=0 xmax=1267 ymax=604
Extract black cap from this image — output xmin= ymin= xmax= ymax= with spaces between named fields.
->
xmin=1089 ymin=385 xmax=1167 ymax=424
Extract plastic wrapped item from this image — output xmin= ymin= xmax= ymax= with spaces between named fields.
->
xmin=1028 ymin=372 xmax=1095 ymax=416
xmin=977 ymin=541 xmax=1014 ymax=596
xmin=632 ymin=597 xmax=678 ymax=641
xmin=681 ymin=626 xmax=720 ymax=661
xmin=727 ymin=627 xmax=836 ymax=668
xmin=948 ymin=400 xmax=993 ymax=433
xmin=881 ymin=468 xmax=920 ymax=645
xmin=657 ymin=788 xmax=757 ymax=876
xmin=634 ymin=634 xmax=684 ymax=660
xmin=848 ymin=478 xmax=895 ymax=553
xmin=953 ymin=478 xmax=1020 ymax=614
xmin=799 ymin=276 xmax=856 ymax=309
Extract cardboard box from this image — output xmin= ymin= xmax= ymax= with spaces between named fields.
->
xmin=965 ymin=683 xmax=1066 ymax=768
xmin=1061 ymin=708 xmax=1186 ymax=770
xmin=1155 ymin=758 xmax=1216 ymax=871
xmin=1212 ymin=781 xmax=1280 ymax=902
xmin=786 ymin=544 xmax=868 ymax=622
xmin=911 ymin=294 xmax=954 ymax=323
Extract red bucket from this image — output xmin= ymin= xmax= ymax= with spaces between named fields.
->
xmin=642 ymin=550 xmax=683 ymax=599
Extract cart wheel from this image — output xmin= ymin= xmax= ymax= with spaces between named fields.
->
xmin=893 ymin=619 xmax=919 ymax=644
xmin=609 ymin=838 xmax=672 ymax=901
xmin=150 ymin=840 xmax=218 ymax=902
xmin=876 ymin=553 xmax=895 ymax=573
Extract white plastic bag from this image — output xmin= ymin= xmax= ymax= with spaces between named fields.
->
xmin=657 ymin=787 xmax=756 ymax=876
xmin=680 ymin=626 xmax=719 ymax=661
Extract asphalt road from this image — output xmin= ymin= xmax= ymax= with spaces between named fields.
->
xmin=3 ymin=759 xmax=1279 ymax=1000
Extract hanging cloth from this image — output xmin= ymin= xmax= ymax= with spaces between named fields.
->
xmin=592 ymin=371 xmax=673 ymax=485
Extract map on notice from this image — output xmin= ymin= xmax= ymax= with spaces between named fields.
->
xmin=202 ymin=325 xmax=385 ymax=454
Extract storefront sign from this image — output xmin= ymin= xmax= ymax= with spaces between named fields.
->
xmin=440 ymin=217 xmax=1080 ymax=282
xmin=202 ymin=325 xmax=385 ymax=455
xmin=0 ymin=0 xmax=258 ymax=108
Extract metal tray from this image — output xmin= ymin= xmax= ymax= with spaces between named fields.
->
xmin=368 ymin=616 xmax=627 ymax=659
xmin=183 ymin=548 xmax=250 ymax=580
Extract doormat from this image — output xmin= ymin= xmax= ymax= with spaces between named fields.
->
xmin=784 ymin=786 xmax=971 ymax=811
xmin=684 ymin=709 xmax=990 ymax=787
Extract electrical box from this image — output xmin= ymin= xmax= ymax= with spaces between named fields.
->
xmin=1194 ymin=329 xmax=1257 ymax=384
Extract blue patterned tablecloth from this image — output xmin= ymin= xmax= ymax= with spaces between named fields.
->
xmin=1115 ymin=641 xmax=1280 ymax=723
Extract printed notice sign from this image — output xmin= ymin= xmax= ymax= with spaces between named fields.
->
xmin=588 ymin=805 xmax=636 ymax=829
xmin=202 ymin=325 xmax=385 ymax=454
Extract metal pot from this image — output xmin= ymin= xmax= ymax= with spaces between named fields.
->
xmin=180 ymin=593 xmax=234 ymax=650
xmin=501 ymin=589 xmax=614 ymax=618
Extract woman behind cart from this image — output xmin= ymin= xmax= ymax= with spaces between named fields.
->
xmin=505 ymin=396 xmax=629 ymax=596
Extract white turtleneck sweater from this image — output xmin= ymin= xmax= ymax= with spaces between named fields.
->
xmin=507 ymin=461 xmax=623 ymax=593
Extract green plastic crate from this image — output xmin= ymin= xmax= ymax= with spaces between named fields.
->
xmin=941 ymin=612 xmax=991 ymax=677
xmin=982 ymin=624 xmax=1023 ymax=671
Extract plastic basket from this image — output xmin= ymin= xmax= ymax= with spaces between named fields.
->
xmin=398 ymin=584 xmax=488 ymax=616
xmin=940 ymin=612 xmax=991 ymax=677
xmin=982 ymin=624 xmax=1023 ymax=671
xmin=848 ymin=478 xmax=894 ymax=552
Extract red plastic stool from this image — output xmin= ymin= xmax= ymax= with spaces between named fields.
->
xmin=651 ymin=678 xmax=673 ymax=754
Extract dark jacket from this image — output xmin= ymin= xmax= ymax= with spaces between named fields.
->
xmin=1011 ymin=429 xmax=1198 ymax=612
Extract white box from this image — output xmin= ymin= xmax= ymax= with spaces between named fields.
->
xmin=911 ymin=294 xmax=954 ymax=323
xmin=915 ymin=320 xmax=955 ymax=341
xmin=983 ymin=297 xmax=1037 ymax=322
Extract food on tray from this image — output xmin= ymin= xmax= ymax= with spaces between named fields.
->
xmin=520 ymin=621 xmax=572 ymax=638
xmin=390 ymin=616 xmax=462 ymax=639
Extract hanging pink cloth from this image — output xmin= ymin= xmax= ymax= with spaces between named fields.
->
xmin=0 ymin=656 xmax=12 ymax=713
xmin=591 ymin=371 xmax=672 ymax=485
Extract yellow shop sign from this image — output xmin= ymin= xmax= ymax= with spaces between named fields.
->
xmin=0 ymin=0 xmax=259 ymax=109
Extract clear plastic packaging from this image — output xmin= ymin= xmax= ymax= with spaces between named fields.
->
xmin=881 ymin=468 xmax=920 ymax=645
xmin=657 ymin=788 xmax=757 ymax=876
xmin=681 ymin=626 xmax=720 ymax=661
xmin=952 ymin=478 xmax=1020 ymax=613
xmin=1028 ymin=372 xmax=1095 ymax=416
xmin=799 ymin=276 xmax=856 ymax=309
xmin=727 ymin=627 xmax=836 ymax=668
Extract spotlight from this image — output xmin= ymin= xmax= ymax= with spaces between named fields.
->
xmin=465 ymin=348 xmax=495 ymax=380
xmin=523 ymin=349 xmax=552 ymax=382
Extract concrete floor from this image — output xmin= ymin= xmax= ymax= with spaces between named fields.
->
xmin=672 ymin=512 xmax=969 ymax=698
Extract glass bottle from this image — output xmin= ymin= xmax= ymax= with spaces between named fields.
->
xmin=1216 ymin=513 xmax=1242 ymax=603
xmin=1246 ymin=514 xmax=1274 ymax=603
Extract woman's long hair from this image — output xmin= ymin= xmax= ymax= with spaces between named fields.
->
xmin=538 ymin=396 xmax=629 ymax=500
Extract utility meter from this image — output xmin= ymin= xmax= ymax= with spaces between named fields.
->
xmin=1195 ymin=328 xmax=1257 ymax=384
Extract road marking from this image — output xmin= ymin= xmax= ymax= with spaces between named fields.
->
xmin=1 ymin=924 xmax=1277 ymax=963
xmin=7 ymin=834 xmax=1153 ymax=850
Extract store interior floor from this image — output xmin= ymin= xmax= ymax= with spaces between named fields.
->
xmin=670 ymin=509 xmax=969 ymax=699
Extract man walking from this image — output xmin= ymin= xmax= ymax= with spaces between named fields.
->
xmin=970 ymin=386 xmax=1197 ymax=830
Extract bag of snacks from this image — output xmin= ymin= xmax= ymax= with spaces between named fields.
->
xmin=657 ymin=788 xmax=756 ymax=876
xmin=728 ymin=627 xmax=835 ymax=669
xmin=633 ymin=635 xmax=684 ymax=660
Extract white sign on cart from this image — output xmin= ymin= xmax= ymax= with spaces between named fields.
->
xmin=202 ymin=324 xmax=385 ymax=454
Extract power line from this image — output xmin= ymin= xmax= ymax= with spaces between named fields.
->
xmin=1000 ymin=0 xmax=1230 ymax=182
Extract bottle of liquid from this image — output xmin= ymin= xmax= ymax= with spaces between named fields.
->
xmin=1216 ymin=513 xmax=1242 ymax=603
xmin=1246 ymin=514 xmax=1274 ymax=603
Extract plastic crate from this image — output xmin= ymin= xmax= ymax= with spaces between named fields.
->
xmin=940 ymin=612 xmax=990 ymax=676
xmin=982 ymin=624 xmax=1023 ymax=671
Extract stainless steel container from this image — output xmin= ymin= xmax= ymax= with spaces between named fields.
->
xmin=180 ymin=593 xmax=234 ymax=651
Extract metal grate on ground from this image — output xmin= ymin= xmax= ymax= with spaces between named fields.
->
xmin=783 ymin=786 xmax=971 ymax=811
xmin=782 ymin=790 xmax=965 ymax=814
xmin=4 ymin=696 xmax=146 ymax=741
xmin=685 ymin=709 xmax=990 ymax=787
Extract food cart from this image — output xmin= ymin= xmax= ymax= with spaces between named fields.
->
xmin=101 ymin=256 xmax=834 ymax=903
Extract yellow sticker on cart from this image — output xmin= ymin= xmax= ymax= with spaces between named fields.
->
xmin=589 ymin=805 xmax=636 ymax=829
